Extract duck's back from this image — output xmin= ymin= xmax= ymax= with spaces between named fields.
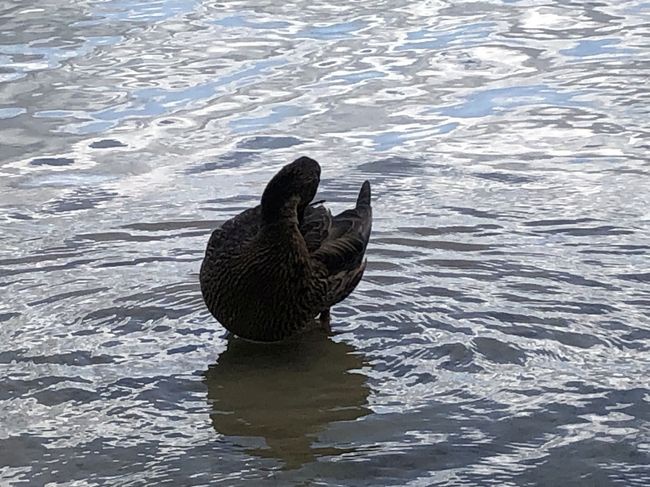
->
xmin=205 ymin=206 xmax=261 ymax=257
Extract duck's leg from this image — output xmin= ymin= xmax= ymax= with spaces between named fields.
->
xmin=319 ymin=308 xmax=331 ymax=332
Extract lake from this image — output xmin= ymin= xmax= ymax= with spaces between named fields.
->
xmin=1 ymin=0 xmax=649 ymax=485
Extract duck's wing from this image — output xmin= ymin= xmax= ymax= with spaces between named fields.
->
xmin=204 ymin=205 xmax=262 ymax=258
xmin=324 ymin=259 xmax=368 ymax=306
xmin=312 ymin=181 xmax=372 ymax=274
xmin=300 ymin=202 xmax=332 ymax=253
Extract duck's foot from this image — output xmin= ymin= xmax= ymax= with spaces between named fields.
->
xmin=319 ymin=309 xmax=331 ymax=333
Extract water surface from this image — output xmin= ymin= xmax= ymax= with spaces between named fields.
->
xmin=1 ymin=0 xmax=649 ymax=485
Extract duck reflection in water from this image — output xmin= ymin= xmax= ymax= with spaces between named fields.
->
xmin=204 ymin=332 xmax=370 ymax=469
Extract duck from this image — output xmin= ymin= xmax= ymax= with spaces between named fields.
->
xmin=200 ymin=156 xmax=372 ymax=342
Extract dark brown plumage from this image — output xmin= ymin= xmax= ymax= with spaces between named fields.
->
xmin=199 ymin=156 xmax=372 ymax=342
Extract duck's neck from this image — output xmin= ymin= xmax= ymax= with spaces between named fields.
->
xmin=261 ymin=208 xmax=299 ymax=236
xmin=259 ymin=200 xmax=308 ymax=259
xmin=261 ymin=195 xmax=300 ymax=226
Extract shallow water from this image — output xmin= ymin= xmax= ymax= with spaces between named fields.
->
xmin=1 ymin=0 xmax=649 ymax=485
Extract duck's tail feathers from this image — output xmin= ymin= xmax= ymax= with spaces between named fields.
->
xmin=357 ymin=181 xmax=371 ymax=207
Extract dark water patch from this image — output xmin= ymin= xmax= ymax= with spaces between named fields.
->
xmin=203 ymin=194 xmax=256 ymax=206
xmin=472 ymin=337 xmax=527 ymax=365
xmin=96 ymin=256 xmax=197 ymax=268
xmin=534 ymin=225 xmax=635 ymax=236
xmin=76 ymin=231 xmax=165 ymax=242
xmin=459 ymin=310 xmax=570 ymax=328
xmin=371 ymin=247 xmax=429 ymax=259
xmin=32 ymin=387 xmax=99 ymax=406
xmin=89 ymin=139 xmax=127 ymax=149
xmin=421 ymin=314 xmax=476 ymax=336
xmin=358 ymin=288 xmax=404 ymax=303
xmin=30 ymin=157 xmax=74 ymax=166
xmin=432 ymin=342 xmax=482 ymax=372
xmin=419 ymin=258 xmax=499 ymax=282
xmin=624 ymin=299 xmax=650 ymax=308
xmin=7 ymin=212 xmax=33 ymax=220
xmin=620 ymin=328 xmax=650 ymax=349
xmin=114 ymin=282 xmax=200 ymax=305
xmin=474 ymin=171 xmax=537 ymax=184
xmin=77 ymin=229 xmax=209 ymax=245
xmin=491 ymin=262 xmax=618 ymax=291
xmin=375 ymin=237 xmax=493 ymax=252
xmin=579 ymin=245 xmax=650 ymax=256
xmin=186 ymin=151 xmax=258 ymax=174
xmin=112 ymin=376 xmax=160 ymax=390
xmin=420 ymin=258 xmax=494 ymax=271
xmin=28 ymin=287 xmax=109 ymax=306
xmin=523 ymin=217 xmax=600 ymax=227
xmin=0 ymin=312 xmax=20 ymax=322
xmin=614 ymin=272 xmax=650 ymax=283
xmin=417 ymin=285 xmax=485 ymax=304
xmin=445 ymin=206 xmax=514 ymax=220
xmin=511 ymin=439 xmax=650 ymax=487
xmin=364 ymin=274 xmax=418 ymax=285
xmin=135 ymin=376 xmax=202 ymax=412
xmin=496 ymin=293 xmax=619 ymax=315
xmin=85 ymin=305 xmax=194 ymax=332
xmin=120 ymin=219 xmax=220 ymax=232
xmin=8 ymin=351 xmax=116 ymax=366
xmin=45 ymin=188 xmax=117 ymax=213
xmin=0 ymin=251 xmax=81 ymax=267
xmin=365 ymin=260 xmax=402 ymax=272
xmin=168 ymin=344 xmax=200 ymax=354
xmin=0 ymin=375 xmax=91 ymax=401
xmin=0 ymin=436 xmax=176 ymax=485
xmin=0 ymin=258 xmax=96 ymax=278
xmin=236 ymin=135 xmax=303 ymax=150
xmin=497 ymin=291 xmax=549 ymax=304
xmin=424 ymin=269 xmax=501 ymax=283
xmin=533 ymin=301 xmax=619 ymax=315
xmin=495 ymin=323 xmax=605 ymax=349
xmin=0 ymin=349 xmax=28 ymax=364
xmin=372 ymin=357 xmax=419 ymax=379
xmin=0 ymin=435 xmax=50 ymax=469
xmin=399 ymin=224 xmax=501 ymax=236
xmin=357 ymin=156 xmax=425 ymax=175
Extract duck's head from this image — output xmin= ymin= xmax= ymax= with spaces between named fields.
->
xmin=261 ymin=156 xmax=321 ymax=224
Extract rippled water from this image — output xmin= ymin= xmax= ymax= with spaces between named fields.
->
xmin=1 ymin=0 xmax=649 ymax=485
